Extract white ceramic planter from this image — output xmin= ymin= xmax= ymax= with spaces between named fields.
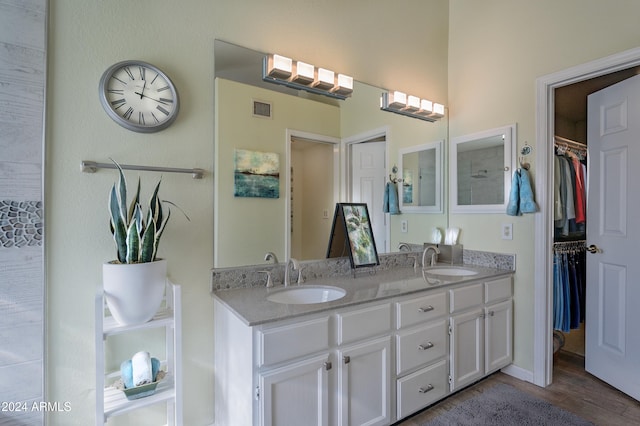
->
xmin=103 ymin=259 xmax=167 ymax=326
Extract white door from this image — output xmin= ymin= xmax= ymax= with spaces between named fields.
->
xmin=449 ymin=308 xmax=484 ymax=391
xmin=259 ymin=354 xmax=330 ymax=426
xmin=585 ymin=74 xmax=640 ymax=400
xmin=351 ymin=141 xmax=388 ymax=253
xmin=337 ymin=336 xmax=391 ymax=426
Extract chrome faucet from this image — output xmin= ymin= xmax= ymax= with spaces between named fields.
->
xmin=422 ymin=245 xmax=440 ymax=267
xmin=398 ymin=243 xmax=411 ymax=252
xmin=264 ymin=252 xmax=279 ymax=264
xmin=284 ymin=258 xmax=301 ymax=287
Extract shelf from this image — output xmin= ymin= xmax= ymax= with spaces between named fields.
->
xmin=103 ymin=374 xmax=175 ymax=419
xmin=96 ymin=281 xmax=182 ymax=425
xmin=102 ymin=308 xmax=175 ymax=337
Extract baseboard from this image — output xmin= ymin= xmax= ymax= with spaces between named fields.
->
xmin=501 ymin=363 xmax=534 ymax=384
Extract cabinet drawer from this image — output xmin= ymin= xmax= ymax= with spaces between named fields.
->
xmin=337 ymin=303 xmax=391 ymax=345
xmin=485 ymin=276 xmax=512 ymax=304
xmin=258 ymin=317 xmax=329 ymax=366
xmin=396 ymin=359 xmax=448 ymax=419
xmin=396 ymin=291 xmax=447 ymax=329
xmin=449 ymin=283 xmax=483 ymax=313
xmin=396 ymin=320 xmax=447 ymax=374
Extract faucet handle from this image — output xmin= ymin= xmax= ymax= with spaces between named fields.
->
xmin=296 ymin=265 xmax=304 ymax=284
xmin=258 ymin=270 xmax=274 ymax=288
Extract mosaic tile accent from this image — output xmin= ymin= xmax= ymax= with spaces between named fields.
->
xmin=0 ymin=200 xmax=43 ymax=248
xmin=464 ymin=249 xmax=516 ymax=270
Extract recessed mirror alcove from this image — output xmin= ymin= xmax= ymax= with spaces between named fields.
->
xmin=398 ymin=140 xmax=443 ymax=213
xmin=213 ymin=40 xmax=448 ymax=268
xmin=450 ymin=124 xmax=516 ymax=214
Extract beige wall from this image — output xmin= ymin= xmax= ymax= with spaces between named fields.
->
xmin=215 ymin=78 xmax=340 ymax=267
xmin=46 ymin=1 xmax=448 ymax=424
xmin=448 ymin=0 xmax=640 ymax=373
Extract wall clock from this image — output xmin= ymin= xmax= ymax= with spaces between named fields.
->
xmin=99 ymin=60 xmax=180 ymax=133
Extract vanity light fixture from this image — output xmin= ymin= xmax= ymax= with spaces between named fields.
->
xmin=380 ymin=90 xmax=445 ymax=122
xmin=263 ymin=53 xmax=353 ymax=100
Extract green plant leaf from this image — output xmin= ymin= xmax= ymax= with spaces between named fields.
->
xmin=109 ymin=184 xmax=127 ymax=263
xmin=128 ymin=177 xmax=141 ymax=224
xmin=140 ymin=219 xmax=157 ymax=263
xmin=125 ymin=219 xmax=140 ymax=263
xmin=111 ymin=159 xmax=128 ymax=223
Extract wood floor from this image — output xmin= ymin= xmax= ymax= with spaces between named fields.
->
xmin=396 ymin=351 xmax=640 ymax=425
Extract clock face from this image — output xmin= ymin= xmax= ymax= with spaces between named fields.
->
xmin=99 ymin=60 xmax=179 ymax=133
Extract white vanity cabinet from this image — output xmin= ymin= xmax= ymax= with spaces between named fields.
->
xmin=335 ymin=303 xmax=392 ymax=426
xmin=213 ymin=272 xmax=513 ymax=426
xmin=449 ymin=277 xmax=513 ymax=391
xmin=394 ymin=291 xmax=449 ymax=419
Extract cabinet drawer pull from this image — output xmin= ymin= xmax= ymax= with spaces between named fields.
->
xmin=418 ymin=342 xmax=434 ymax=351
xmin=343 ymin=355 xmax=350 ymax=364
xmin=419 ymin=384 xmax=434 ymax=393
xmin=489 ymin=311 xmax=495 ymax=316
xmin=324 ymin=361 xmax=332 ymax=371
xmin=418 ymin=305 xmax=434 ymax=313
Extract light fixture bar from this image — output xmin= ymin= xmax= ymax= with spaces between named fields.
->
xmin=380 ymin=91 xmax=444 ymax=122
xmin=262 ymin=55 xmax=352 ymax=100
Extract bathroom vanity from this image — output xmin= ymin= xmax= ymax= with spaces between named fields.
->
xmin=212 ymin=265 xmax=513 ymax=426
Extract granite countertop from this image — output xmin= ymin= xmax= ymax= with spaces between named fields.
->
xmin=212 ymin=264 xmax=514 ymax=326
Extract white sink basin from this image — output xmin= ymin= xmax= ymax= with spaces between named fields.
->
xmin=267 ymin=285 xmax=346 ymax=304
xmin=424 ymin=267 xmax=479 ymax=277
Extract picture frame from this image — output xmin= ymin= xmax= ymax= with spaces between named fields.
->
xmin=326 ymin=203 xmax=379 ymax=269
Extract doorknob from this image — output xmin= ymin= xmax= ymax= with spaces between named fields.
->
xmin=586 ymin=244 xmax=602 ymax=254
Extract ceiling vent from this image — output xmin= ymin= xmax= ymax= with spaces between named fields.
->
xmin=252 ymin=99 xmax=272 ymax=119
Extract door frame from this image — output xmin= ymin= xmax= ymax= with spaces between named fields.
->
xmin=286 ymin=129 xmax=341 ymax=259
xmin=342 ymin=126 xmax=391 ymax=253
xmin=533 ymin=47 xmax=640 ymax=387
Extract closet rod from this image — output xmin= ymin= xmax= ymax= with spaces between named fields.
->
xmin=554 ymin=136 xmax=587 ymax=152
xmin=81 ymin=160 xmax=205 ymax=179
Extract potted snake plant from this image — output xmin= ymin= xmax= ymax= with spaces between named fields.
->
xmin=103 ymin=160 xmax=187 ymax=325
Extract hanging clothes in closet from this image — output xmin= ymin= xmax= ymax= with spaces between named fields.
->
xmin=553 ymin=241 xmax=587 ymax=332
xmin=554 ymin=137 xmax=587 ymax=239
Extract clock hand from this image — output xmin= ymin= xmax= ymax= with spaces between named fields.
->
xmin=134 ymin=91 xmax=169 ymax=104
xmin=138 ymin=81 xmax=146 ymax=99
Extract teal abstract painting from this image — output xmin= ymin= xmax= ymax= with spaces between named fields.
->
xmin=234 ymin=149 xmax=280 ymax=198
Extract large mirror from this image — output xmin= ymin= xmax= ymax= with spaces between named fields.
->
xmin=450 ymin=124 xmax=515 ymax=214
xmin=398 ymin=140 xmax=443 ymax=213
xmin=214 ymin=40 xmax=448 ymax=268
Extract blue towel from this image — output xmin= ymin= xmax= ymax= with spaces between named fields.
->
xmin=506 ymin=168 xmax=538 ymax=216
xmin=383 ymin=181 xmax=400 ymax=215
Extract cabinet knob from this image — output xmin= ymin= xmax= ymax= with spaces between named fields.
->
xmin=418 ymin=342 xmax=434 ymax=351
xmin=489 ymin=311 xmax=495 ymax=317
xmin=343 ymin=355 xmax=350 ymax=364
xmin=418 ymin=305 xmax=434 ymax=313
xmin=324 ymin=361 xmax=332 ymax=371
xmin=418 ymin=384 xmax=434 ymax=394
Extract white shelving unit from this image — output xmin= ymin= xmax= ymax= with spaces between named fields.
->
xmin=95 ymin=281 xmax=182 ymax=425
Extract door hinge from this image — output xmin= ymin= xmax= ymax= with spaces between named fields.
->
xmin=255 ymin=385 xmax=260 ymax=401
xmin=448 ymin=325 xmax=452 ymax=335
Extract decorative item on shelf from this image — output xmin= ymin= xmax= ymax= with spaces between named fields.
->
xmin=380 ymin=90 xmax=445 ymax=122
xmin=115 ymin=351 xmax=167 ymax=400
xmin=103 ymin=159 xmax=189 ymax=326
xmin=262 ymin=53 xmax=353 ymax=100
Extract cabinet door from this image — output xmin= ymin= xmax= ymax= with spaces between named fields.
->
xmin=485 ymin=300 xmax=512 ymax=374
xmin=337 ymin=336 xmax=391 ymax=426
xmin=259 ymin=354 xmax=330 ymax=426
xmin=449 ymin=308 xmax=484 ymax=391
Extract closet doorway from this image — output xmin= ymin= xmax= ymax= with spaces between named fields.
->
xmin=535 ymin=47 xmax=640 ymax=395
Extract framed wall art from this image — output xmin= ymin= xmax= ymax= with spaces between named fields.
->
xmin=326 ymin=203 xmax=379 ymax=268
xmin=234 ymin=149 xmax=280 ymax=198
